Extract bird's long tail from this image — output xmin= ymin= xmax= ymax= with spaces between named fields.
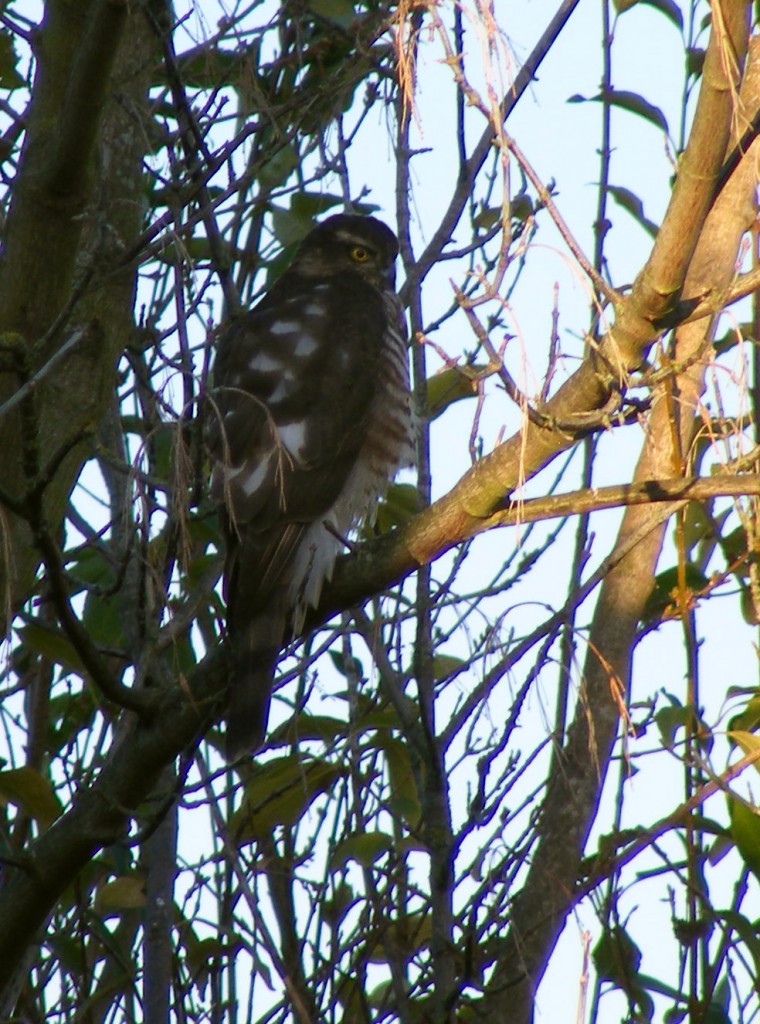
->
xmin=225 ymin=604 xmax=286 ymax=762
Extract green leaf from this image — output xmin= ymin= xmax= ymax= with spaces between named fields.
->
xmin=474 ymin=206 xmax=501 ymax=230
xmin=0 ymin=767 xmax=63 ymax=828
xmin=67 ymin=544 xmax=116 ymax=591
xmin=711 ymin=977 xmax=731 ymax=1018
xmin=230 ymin=756 xmax=345 ymax=841
xmin=593 ymin=926 xmax=642 ymax=982
xmin=94 ymin=875 xmax=146 ymax=916
xmin=426 ymin=365 xmax=481 ymax=419
xmin=176 ymin=46 xmax=241 ymax=89
xmin=740 ymin=585 xmax=759 ymax=625
xmin=73 ymin=533 xmax=165 ymax=662
xmin=687 ymin=47 xmax=706 ymax=77
xmin=511 ymin=194 xmax=534 ymax=222
xmin=82 ymin=588 xmax=126 ymax=652
xmin=270 ymin=204 xmax=314 ymax=248
xmin=655 ymin=702 xmax=693 ymax=749
xmin=643 ymin=0 xmax=684 ymax=27
xmin=20 ymin=622 xmax=86 ymax=676
xmin=655 ymin=704 xmax=712 ymax=753
xmin=330 ymin=830 xmax=393 ymax=870
xmin=707 ymin=830 xmax=734 ymax=867
xmin=328 ymin=649 xmax=364 ymax=679
xmin=153 ymin=236 xmax=217 ymax=265
xmin=149 ymin=422 xmax=176 ymax=481
xmin=284 ymin=712 xmax=347 ymax=744
xmin=432 ymin=653 xmax=465 ymax=682
xmin=184 ymin=936 xmax=228 ymax=995
xmin=580 ymin=88 xmax=670 ymax=134
xmin=183 ymin=551 xmax=222 ymax=592
xmin=366 ymin=911 xmax=432 ymax=964
xmin=728 ymin=697 xmax=760 ymax=736
xmin=330 ymin=689 xmax=419 ymax=733
xmin=323 ymin=881 xmax=354 ymax=930
xmin=720 ymin=525 xmax=749 ymax=566
xmin=641 ymin=564 xmax=710 ymax=624
xmin=264 ymin=243 xmax=300 ymax=289
xmin=354 ymin=703 xmax=410 ymax=732
xmin=396 ymin=835 xmax=427 ymax=855
xmin=715 ymin=909 xmax=760 ymax=970
xmin=609 ymin=89 xmax=669 ymax=132
xmin=701 ymin=1003 xmax=730 ymax=1023
xmin=290 ymin=192 xmax=343 ymax=219
xmin=693 ymin=505 xmax=729 ymax=573
xmin=307 ymin=0 xmax=357 ymax=29
xmin=378 ymin=736 xmax=420 ymax=829
xmin=607 ymin=185 xmax=659 ymax=238
xmin=636 ymin=973 xmax=686 ymax=1001
xmin=102 ymin=842 xmax=134 ymax=878
xmin=0 ymin=31 xmax=24 ymax=91
xmin=168 ymin=634 xmax=198 ymax=679
xmin=258 ymin=144 xmax=299 ymax=191
xmin=682 ymin=501 xmax=712 ymax=555
xmin=613 ymin=0 xmax=683 ymax=29
xmin=374 ymin=483 xmax=420 ymax=534
xmin=728 ymin=729 xmax=760 ymax=772
xmin=335 ymin=976 xmax=363 ymax=1015
xmin=592 ymin=928 xmax=654 ymax=1021
xmin=728 ymin=795 xmax=760 ymax=882
xmin=46 ymin=932 xmax=90 ymax=978
xmin=47 ymin=687 xmax=97 ymax=755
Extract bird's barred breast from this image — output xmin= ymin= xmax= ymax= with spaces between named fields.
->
xmin=287 ymin=318 xmax=415 ymax=629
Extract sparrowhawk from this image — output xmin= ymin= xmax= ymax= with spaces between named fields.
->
xmin=208 ymin=213 xmax=415 ymax=760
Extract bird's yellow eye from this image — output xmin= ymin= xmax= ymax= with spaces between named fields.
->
xmin=350 ymin=245 xmax=372 ymax=263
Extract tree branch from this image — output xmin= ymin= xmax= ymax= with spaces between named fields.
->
xmin=577 ymin=747 xmax=760 ymax=899
xmin=43 ymin=0 xmax=128 ymax=198
xmin=0 ymin=646 xmax=223 ymax=993
xmin=484 ymin=15 xmax=757 ymax=1017
xmin=0 ymin=0 xmax=132 ymax=630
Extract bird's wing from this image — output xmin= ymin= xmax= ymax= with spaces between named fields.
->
xmin=207 ymin=273 xmax=389 ymax=537
xmin=208 ymin=271 xmax=398 ymax=760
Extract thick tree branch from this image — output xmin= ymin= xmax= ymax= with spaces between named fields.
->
xmin=3 ymin=465 xmax=760 ymax=994
xmin=320 ymin=0 xmax=753 ymax=621
xmin=485 ymin=16 xmax=758 ymax=1018
xmin=43 ymin=0 xmax=128 ymax=198
xmin=0 ymin=0 xmax=131 ymax=628
xmin=317 ymin=471 xmax=760 ymax=622
xmin=0 ymin=647 xmax=223 ymax=992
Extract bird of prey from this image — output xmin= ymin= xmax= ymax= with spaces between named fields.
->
xmin=207 ymin=213 xmax=415 ymax=759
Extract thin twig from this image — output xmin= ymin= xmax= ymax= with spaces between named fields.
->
xmin=0 ymin=327 xmax=91 ymax=423
xmin=576 ymin=748 xmax=760 ymax=897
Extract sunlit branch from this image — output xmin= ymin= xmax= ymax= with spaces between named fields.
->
xmin=491 ymin=472 xmax=760 ymax=528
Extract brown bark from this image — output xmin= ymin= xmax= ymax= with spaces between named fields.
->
xmin=485 ymin=17 xmax=760 ymax=1021
xmin=0 ymin=0 xmax=147 ymax=627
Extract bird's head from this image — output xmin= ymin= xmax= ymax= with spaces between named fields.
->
xmin=291 ymin=213 xmax=399 ymax=290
